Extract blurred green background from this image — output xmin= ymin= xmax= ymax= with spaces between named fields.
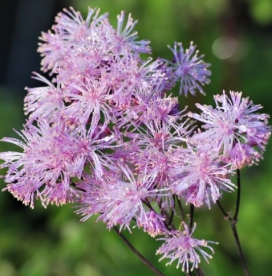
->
xmin=1 ymin=0 xmax=272 ymax=275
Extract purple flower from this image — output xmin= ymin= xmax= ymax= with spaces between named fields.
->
xmin=167 ymin=42 xmax=211 ymax=96
xmin=124 ymin=116 xmax=191 ymax=185
xmin=0 ymin=121 xmax=85 ymax=207
xmin=116 ymin=11 xmax=151 ymax=54
xmin=137 ymin=210 xmax=169 ymax=237
xmin=102 ymin=54 xmax=159 ymax=109
xmin=188 ymin=91 xmax=271 ymax=168
xmin=24 ymin=73 xmax=64 ymax=123
xmin=0 ymin=119 xmax=117 ymax=207
xmin=38 ymin=7 xmax=150 ymax=78
xmin=116 ymin=91 xmax=181 ymax=129
xmin=157 ymin=223 xmax=216 ymax=272
xmin=76 ymin=165 xmax=170 ymax=231
xmin=170 ymin=143 xmax=236 ymax=208
xmin=61 ymin=76 xmax=114 ymax=133
xmin=38 ymin=7 xmax=108 ymax=73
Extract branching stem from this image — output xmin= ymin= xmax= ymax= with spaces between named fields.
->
xmin=216 ymin=169 xmax=250 ymax=276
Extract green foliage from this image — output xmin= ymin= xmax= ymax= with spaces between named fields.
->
xmin=248 ymin=0 xmax=272 ymax=25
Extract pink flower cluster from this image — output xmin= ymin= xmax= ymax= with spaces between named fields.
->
xmin=0 ymin=7 xmax=270 ymax=273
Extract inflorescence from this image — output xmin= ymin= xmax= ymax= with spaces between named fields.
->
xmin=0 ymin=7 xmax=270 ymax=273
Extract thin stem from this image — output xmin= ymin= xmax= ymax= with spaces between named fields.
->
xmin=185 ymin=271 xmax=195 ymax=276
xmin=188 ymin=270 xmax=197 ymax=276
xmin=233 ymin=169 xmax=250 ymax=276
xmin=234 ymin=168 xmax=241 ymax=221
xmin=189 ymin=203 xmax=195 ymax=232
xmin=195 ymin=267 xmax=205 ymax=276
xmin=188 ymin=204 xmax=205 ymax=276
xmin=216 ymin=200 xmax=228 ymax=218
xmin=113 ymin=227 xmax=165 ymax=276
xmin=230 ymin=222 xmax=250 ymax=276
xmin=167 ymin=196 xmax=175 ymax=227
xmin=217 ymin=202 xmax=250 ymax=276
xmin=177 ymin=197 xmax=185 ymax=221
xmin=216 ymin=169 xmax=250 ymax=276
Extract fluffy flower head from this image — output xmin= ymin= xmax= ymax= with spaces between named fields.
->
xmin=170 ymin=144 xmax=236 ymax=208
xmin=167 ymin=41 xmax=211 ymax=96
xmin=157 ymin=223 xmax=216 ymax=272
xmin=188 ymin=91 xmax=271 ymax=168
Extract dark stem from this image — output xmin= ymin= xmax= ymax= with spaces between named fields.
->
xmin=113 ymin=227 xmax=165 ymax=276
xmin=189 ymin=203 xmax=195 ymax=232
xmin=234 ymin=168 xmax=241 ymax=221
xmin=233 ymin=169 xmax=250 ymax=276
xmin=230 ymin=221 xmax=250 ymax=276
xmin=216 ymin=169 xmax=250 ymax=276
xmin=216 ymin=200 xmax=228 ymax=218
xmin=188 ymin=204 xmax=205 ymax=276
xmin=177 ymin=197 xmax=185 ymax=221
xmin=168 ymin=208 xmax=175 ymax=227
xmin=185 ymin=271 xmax=194 ymax=276
xmin=195 ymin=267 xmax=205 ymax=276
xmin=167 ymin=196 xmax=175 ymax=227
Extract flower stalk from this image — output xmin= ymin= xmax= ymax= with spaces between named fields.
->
xmin=217 ymin=169 xmax=250 ymax=276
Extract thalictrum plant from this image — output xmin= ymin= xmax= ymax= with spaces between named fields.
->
xmin=0 ymin=7 xmax=270 ymax=276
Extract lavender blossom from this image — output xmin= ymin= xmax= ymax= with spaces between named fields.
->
xmin=24 ymin=73 xmax=64 ymax=123
xmin=38 ymin=7 xmax=150 ymax=79
xmin=0 ymin=119 xmax=117 ymax=207
xmin=60 ymin=76 xmax=114 ymax=133
xmin=137 ymin=210 xmax=170 ymax=237
xmin=0 ymin=120 xmax=85 ymax=207
xmin=166 ymin=42 xmax=211 ymax=96
xmin=123 ymin=115 xmax=191 ymax=186
xmin=115 ymin=10 xmax=151 ymax=54
xmin=170 ymin=143 xmax=236 ymax=208
xmin=38 ymin=7 xmax=108 ymax=73
xmin=36 ymin=7 xmax=166 ymax=130
xmin=188 ymin=91 xmax=271 ymax=168
xmin=76 ymin=165 xmax=170 ymax=231
xmin=157 ymin=223 xmax=216 ymax=272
